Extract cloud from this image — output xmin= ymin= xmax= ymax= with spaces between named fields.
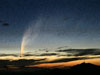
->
xmin=0 ymin=58 xmax=47 ymax=66
xmin=2 ymin=23 xmax=9 ymax=26
xmin=39 ymin=53 xmax=57 ymax=56
xmin=57 ymin=46 xmax=69 ymax=49
xmin=57 ymin=49 xmax=100 ymax=56
xmin=0 ymin=53 xmax=58 ymax=57
xmin=45 ymin=57 xmax=86 ymax=63
xmin=0 ymin=58 xmax=83 ymax=66
xmin=0 ymin=20 xmax=9 ymax=26
xmin=33 ymin=57 xmax=100 ymax=64
xmin=24 ymin=54 xmax=34 ymax=56
xmin=0 ymin=54 xmax=18 ymax=57
xmin=0 ymin=56 xmax=99 ymax=67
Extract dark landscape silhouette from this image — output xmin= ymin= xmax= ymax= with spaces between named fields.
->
xmin=0 ymin=59 xmax=99 ymax=75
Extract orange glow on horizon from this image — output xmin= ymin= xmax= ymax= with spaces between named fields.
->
xmin=26 ymin=58 xmax=100 ymax=68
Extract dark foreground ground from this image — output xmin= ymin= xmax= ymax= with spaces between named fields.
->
xmin=0 ymin=62 xmax=100 ymax=75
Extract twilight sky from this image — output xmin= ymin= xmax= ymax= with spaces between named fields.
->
xmin=0 ymin=0 xmax=100 ymax=56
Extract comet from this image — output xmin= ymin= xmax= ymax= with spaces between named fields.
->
xmin=20 ymin=19 xmax=42 ymax=57
xmin=20 ymin=39 xmax=25 ymax=57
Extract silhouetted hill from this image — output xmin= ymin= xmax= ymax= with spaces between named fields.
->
xmin=72 ymin=62 xmax=98 ymax=68
xmin=69 ymin=62 xmax=100 ymax=73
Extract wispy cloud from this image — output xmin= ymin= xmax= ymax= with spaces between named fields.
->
xmin=57 ymin=49 xmax=100 ymax=56
xmin=39 ymin=53 xmax=57 ymax=56
xmin=57 ymin=46 xmax=69 ymax=49
xmin=0 ymin=54 xmax=18 ymax=57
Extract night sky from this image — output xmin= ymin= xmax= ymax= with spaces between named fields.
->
xmin=0 ymin=0 xmax=100 ymax=59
